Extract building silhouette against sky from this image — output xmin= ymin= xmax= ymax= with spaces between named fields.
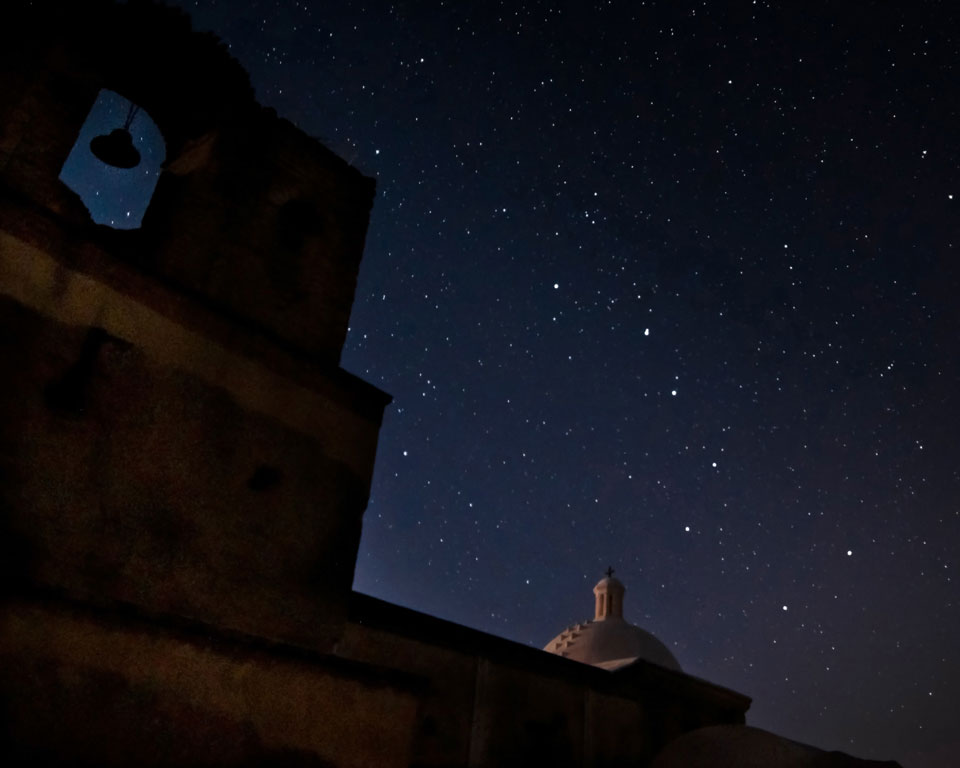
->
xmin=0 ymin=3 xmax=902 ymax=766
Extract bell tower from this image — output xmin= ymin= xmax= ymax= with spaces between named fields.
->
xmin=593 ymin=567 xmax=626 ymax=620
xmin=0 ymin=3 xmax=412 ymax=763
xmin=0 ymin=0 xmax=388 ymax=650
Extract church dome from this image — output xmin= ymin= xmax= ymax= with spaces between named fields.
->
xmin=543 ymin=570 xmax=681 ymax=672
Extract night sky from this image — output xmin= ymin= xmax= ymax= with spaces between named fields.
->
xmin=83 ymin=1 xmax=959 ymax=765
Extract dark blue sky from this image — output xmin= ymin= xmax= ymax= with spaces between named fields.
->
xmin=88 ymin=2 xmax=959 ymax=765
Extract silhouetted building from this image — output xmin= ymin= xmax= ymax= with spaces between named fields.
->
xmin=0 ymin=3 xmax=901 ymax=766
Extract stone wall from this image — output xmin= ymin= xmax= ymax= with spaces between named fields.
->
xmin=1 ymin=597 xmax=421 ymax=767
xmin=0 ymin=0 xmax=386 ymax=656
xmin=336 ymin=593 xmax=751 ymax=768
xmin=0 ymin=3 xmax=398 ymax=763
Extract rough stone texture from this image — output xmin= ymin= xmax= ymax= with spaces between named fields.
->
xmin=0 ymin=598 xmax=421 ymax=767
xmin=0 ymin=0 xmax=388 ymax=655
xmin=336 ymin=592 xmax=751 ymax=768
xmin=0 ymin=2 xmax=398 ymax=764
xmin=140 ymin=112 xmax=376 ymax=363
xmin=0 ymin=294 xmax=370 ymax=649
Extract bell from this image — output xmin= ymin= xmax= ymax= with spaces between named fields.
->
xmin=90 ymin=127 xmax=141 ymax=169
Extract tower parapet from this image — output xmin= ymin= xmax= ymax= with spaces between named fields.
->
xmin=0 ymin=0 xmax=387 ymax=656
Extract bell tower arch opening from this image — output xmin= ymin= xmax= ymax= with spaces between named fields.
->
xmin=59 ymin=88 xmax=166 ymax=229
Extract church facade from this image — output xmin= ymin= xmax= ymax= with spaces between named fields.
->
xmin=0 ymin=4 xmax=899 ymax=766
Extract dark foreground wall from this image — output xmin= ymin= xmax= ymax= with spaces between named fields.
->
xmin=1 ymin=596 xmax=420 ymax=767
xmin=0 ymin=0 xmax=387 ymax=656
xmin=0 ymin=3 xmax=405 ymax=764
xmin=337 ymin=593 xmax=751 ymax=768
xmin=0 ymin=234 xmax=384 ymax=648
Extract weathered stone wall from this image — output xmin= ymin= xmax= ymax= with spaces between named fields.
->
xmin=0 ymin=3 xmax=396 ymax=764
xmin=0 ymin=1 xmax=374 ymax=363
xmin=141 ymin=112 xmax=376 ymax=362
xmin=1 ymin=598 xmax=421 ymax=767
xmin=0 ymin=268 xmax=371 ymax=648
xmin=0 ymin=0 xmax=387 ymax=655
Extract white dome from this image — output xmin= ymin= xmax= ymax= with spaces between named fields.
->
xmin=543 ymin=571 xmax=681 ymax=672
xmin=543 ymin=616 xmax=681 ymax=671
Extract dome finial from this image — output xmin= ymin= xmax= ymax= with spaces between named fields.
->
xmin=605 ymin=565 xmax=615 ymax=578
